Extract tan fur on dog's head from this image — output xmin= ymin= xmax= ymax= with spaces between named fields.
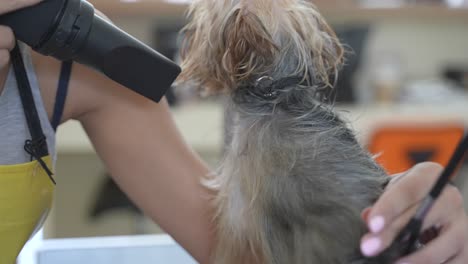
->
xmin=177 ymin=0 xmax=344 ymax=95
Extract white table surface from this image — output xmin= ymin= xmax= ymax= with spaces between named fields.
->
xmin=36 ymin=234 xmax=197 ymax=264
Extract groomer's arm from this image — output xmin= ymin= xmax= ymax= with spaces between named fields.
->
xmin=34 ymin=53 xmax=215 ymax=264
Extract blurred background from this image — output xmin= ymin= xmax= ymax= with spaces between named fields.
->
xmin=25 ymin=0 xmax=468 ymax=262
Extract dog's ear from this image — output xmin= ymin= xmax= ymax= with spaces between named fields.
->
xmin=221 ymin=8 xmax=279 ymax=89
xmin=309 ymin=14 xmax=344 ymax=88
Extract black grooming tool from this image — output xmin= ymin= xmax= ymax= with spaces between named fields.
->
xmin=375 ymin=133 xmax=468 ymax=260
xmin=0 ymin=0 xmax=181 ymax=103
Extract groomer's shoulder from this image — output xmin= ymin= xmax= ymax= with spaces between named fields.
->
xmin=33 ymin=50 xmax=144 ymax=125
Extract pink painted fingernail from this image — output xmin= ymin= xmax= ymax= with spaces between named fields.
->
xmin=369 ymin=216 xmax=385 ymax=233
xmin=360 ymin=237 xmax=382 ymax=257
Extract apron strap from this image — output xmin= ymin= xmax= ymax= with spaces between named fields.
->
xmin=10 ymin=42 xmax=55 ymax=184
xmin=51 ymin=61 xmax=72 ymax=131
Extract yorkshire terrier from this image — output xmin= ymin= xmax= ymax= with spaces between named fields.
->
xmin=178 ymin=0 xmax=402 ymax=263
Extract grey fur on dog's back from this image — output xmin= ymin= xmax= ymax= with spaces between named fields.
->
xmin=213 ymin=83 xmax=392 ymax=263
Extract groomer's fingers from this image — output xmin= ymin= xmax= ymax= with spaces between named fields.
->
xmin=0 ymin=50 xmax=10 ymax=70
xmin=386 ymin=172 xmax=409 ymax=188
xmin=360 ymin=171 xmax=407 ymax=222
xmin=360 ymin=184 xmax=463 ymax=257
xmin=367 ymin=162 xmax=444 ymax=234
xmin=0 ymin=0 xmax=42 ymax=69
xmin=446 ymin=241 xmax=468 ymax=264
xmin=0 ymin=26 xmax=15 ymax=50
xmin=0 ymin=26 xmax=15 ymax=69
xmin=395 ymin=214 xmax=468 ymax=264
xmin=0 ymin=0 xmax=42 ymax=15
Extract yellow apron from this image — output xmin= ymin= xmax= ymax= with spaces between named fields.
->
xmin=0 ymin=43 xmax=56 ymax=264
xmin=0 ymin=156 xmax=55 ymax=264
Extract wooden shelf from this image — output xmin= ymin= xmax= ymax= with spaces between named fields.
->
xmin=91 ymin=1 xmax=187 ymax=18
xmin=89 ymin=1 xmax=468 ymax=21
xmin=320 ymin=6 xmax=468 ymax=22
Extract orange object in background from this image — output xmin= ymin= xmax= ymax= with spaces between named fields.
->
xmin=368 ymin=124 xmax=466 ymax=175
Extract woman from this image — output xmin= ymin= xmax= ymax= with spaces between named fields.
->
xmin=0 ymin=1 xmax=467 ymax=263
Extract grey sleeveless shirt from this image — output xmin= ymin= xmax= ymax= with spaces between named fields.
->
xmin=0 ymin=45 xmax=56 ymax=165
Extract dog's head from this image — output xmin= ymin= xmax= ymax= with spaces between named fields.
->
xmin=177 ymin=0 xmax=344 ymax=95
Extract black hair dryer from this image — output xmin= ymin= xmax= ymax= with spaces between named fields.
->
xmin=0 ymin=0 xmax=181 ymax=103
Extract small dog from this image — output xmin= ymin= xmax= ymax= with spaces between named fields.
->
xmin=178 ymin=0 xmax=402 ymax=263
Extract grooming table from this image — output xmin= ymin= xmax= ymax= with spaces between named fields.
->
xmin=37 ymin=234 xmax=197 ymax=264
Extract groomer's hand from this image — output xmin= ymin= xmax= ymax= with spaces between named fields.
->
xmin=360 ymin=162 xmax=468 ymax=263
xmin=0 ymin=0 xmax=42 ymax=68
